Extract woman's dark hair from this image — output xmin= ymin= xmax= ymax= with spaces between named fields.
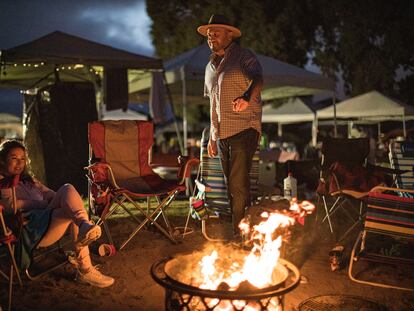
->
xmin=0 ymin=139 xmax=35 ymax=183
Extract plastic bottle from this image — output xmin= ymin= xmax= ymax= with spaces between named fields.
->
xmin=283 ymin=172 xmax=297 ymax=200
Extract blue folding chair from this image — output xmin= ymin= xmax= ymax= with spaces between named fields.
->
xmin=188 ymin=127 xmax=259 ymax=241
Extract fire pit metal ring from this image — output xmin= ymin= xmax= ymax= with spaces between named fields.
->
xmin=151 ymin=256 xmax=301 ymax=310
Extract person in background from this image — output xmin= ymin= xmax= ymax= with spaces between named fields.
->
xmin=198 ymin=14 xmax=263 ymax=236
xmin=0 ymin=139 xmax=114 ymax=288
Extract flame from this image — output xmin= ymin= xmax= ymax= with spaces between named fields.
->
xmin=195 ymin=198 xmax=315 ymax=310
xmin=199 ymin=212 xmax=295 ymax=291
xmin=200 ymin=198 xmax=315 ymax=290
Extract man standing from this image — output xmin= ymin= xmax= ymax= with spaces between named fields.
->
xmin=198 ymin=14 xmax=263 ymax=236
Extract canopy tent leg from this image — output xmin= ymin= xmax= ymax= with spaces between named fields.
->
xmin=162 ymin=71 xmax=184 ymax=154
xmin=377 ymin=123 xmax=381 ymax=140
xmin=180 ymin=67 xmax=188 ymax=156
xmin=347 ymin=121 xmax=353 ymax=138
xmin=180 ymin=67 xmax=191 ymax=196
xmin=312 ymin=113 xmax=318 ymax=147
xmin=333 ymin=91 xmax=337 ymax=137
xmin=403 ymin=113 xmax=406 ymax=138
xmin=278 ymin=123 xmax=283 ymax=137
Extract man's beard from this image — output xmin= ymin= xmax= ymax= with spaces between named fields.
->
xmin=208 ymin=42 xmax=220 ymax=52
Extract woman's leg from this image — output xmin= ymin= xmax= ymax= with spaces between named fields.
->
xmin=36 ymin=187 xmax=113 ymax=287
xmin=47 ymin=184 xmax=100 ymax=246
xmin=37 ymin=205 xmax=73 ymax=247
xmin=47 ymin=184 xmax=89 ymax=227
xmin=36 ymin=207 xmax=92 ymax=270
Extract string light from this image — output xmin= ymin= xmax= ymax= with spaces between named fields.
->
xmin=10 ymin=62 xmax=46 ymax=67
xmin=2 ymin=62 xmax=103 ymax=75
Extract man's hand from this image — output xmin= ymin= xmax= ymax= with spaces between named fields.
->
xmin=207 ymin=139 xmax=218 ymax=157
xmin=232 ymin=97 xmax=249 ymax=112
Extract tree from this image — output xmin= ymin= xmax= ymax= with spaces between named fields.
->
xmin=146 ymin=0 xmax=314 ymax=66
xmin=146 ymin=0 xmax=414 ymax=103
xmin=311 ymin=0 xmax=414 ymax=102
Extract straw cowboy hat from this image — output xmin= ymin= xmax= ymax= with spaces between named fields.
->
xmin=197 ymin=14 xmax=242 ymax=38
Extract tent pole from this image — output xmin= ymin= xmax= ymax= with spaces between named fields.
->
xmin=403 ymin=113 xmax=406 ymax=138
xmin=180 ymin=67 xmax=191 ymax=196
xmin=312 ymin=113 xmax=317 ymax=147
xmin=277 ymin=123 xmax=283 ymax=138
xmin=333 ymin=91 xmax=337 ymax=137
xmin=347 ymin=121 xmax=353 ymax=138
xmin=377 ymin=123 xmax=381 ymax=141
xmin=85 ymin=66 xmax=103 ymax=120
xmin=180 ymin=67 xmax=188 ymax=156
xmin=162 ymin=71 xmax=184 ymax=154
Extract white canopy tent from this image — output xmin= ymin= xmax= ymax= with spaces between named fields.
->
xmin=317 ymin=91 xmax=414 ymax=137
xmin=262 ymin=98 xmax=318 ymax=146
xmin=130 ymin=44 xmax=334 ymax=101
xmin=0 ymin=112 xmax=23 ymax=138
xmin=129 ymin=44 xmax=335 ymax=152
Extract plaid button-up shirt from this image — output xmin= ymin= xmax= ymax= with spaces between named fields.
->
xmin=204 ymin=42 xmax=262 ymax=141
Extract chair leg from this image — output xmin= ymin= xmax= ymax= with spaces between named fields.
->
xmin=118 ymin=193 xmax=179 ymax=250
xmin=3 ymin=243 xmax=22 ymax=311
xmin=25 ymin=240 xmax=71 ymax=281
xmin=201 ymin=216 xmax=228 ymax=242
xmin=172 ymin=207 xmax=194 ymax=239
xmin=102 ymin=221 xmax=115 ymax=247
xmin=322 ymin=195 xmax=334 ymax=233
xmin=322 ymin=196 xmax=342 ymax=223
xmin=337 ymin=216 xmax=363 ymax=243
xmin=348 ymin=231 xmax=414 ymax=291
xmin=336 ymin=200 xmax=365 ymax=243
xmin=6 ymin=244 xmax=22 ymax=286
xmin=182 ymin=208 xmax=193 ymax=237
xmin=25 ymin=260 xmax=68 ymax=281
xmin=8 ymin=264 xmax=13 ymax=311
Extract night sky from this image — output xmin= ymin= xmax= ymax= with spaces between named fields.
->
xmin=0 ymin=0 xmax=154 ymax=117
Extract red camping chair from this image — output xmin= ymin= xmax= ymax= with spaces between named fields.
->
xmin=86 ymin=120 xmax=199 ymax=251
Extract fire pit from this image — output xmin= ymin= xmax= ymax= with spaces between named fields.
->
xmin=151 ymin=199 xmax=313 ymax=310
xmin=151 ymin=249 xmax=300 ymax=310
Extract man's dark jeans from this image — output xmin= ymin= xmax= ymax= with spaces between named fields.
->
xmin=218 ymin=128 xmax=259 ymax=235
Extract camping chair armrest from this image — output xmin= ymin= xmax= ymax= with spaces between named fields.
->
xmin=177 ymin=156 xmax=200 ymax=184
xmin=331 ymin=171 xmax=341 ymax=192
xmin=370 ymin=186 xmax=414 ymax=195
xmin=366 ymin=163 xmax=410 ymax=176
xmin=84 ymin=162 xmax=111 ymax=171
xmin=84 ymin=162 xmax=119 ymax=188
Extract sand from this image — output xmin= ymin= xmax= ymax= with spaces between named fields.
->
xmin=1 ymin=208 xmax=414 ymax=311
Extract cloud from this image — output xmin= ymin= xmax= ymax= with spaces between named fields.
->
xmin=0 ymin=0 xmax=154 ymax=56
xmin=79 ymin=1 xmax=154 ymax=54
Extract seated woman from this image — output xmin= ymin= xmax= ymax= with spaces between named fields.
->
xmin=0 ymin=140 xmax=114 ymax=288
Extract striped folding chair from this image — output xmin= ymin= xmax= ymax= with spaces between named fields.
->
xmin=348 ymin=186 xmax=414 ymax=291
xmin=389 ymin=140 xmax=414 ymax=194
xmin=188 ymin=127 xmax=259 ymax=241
